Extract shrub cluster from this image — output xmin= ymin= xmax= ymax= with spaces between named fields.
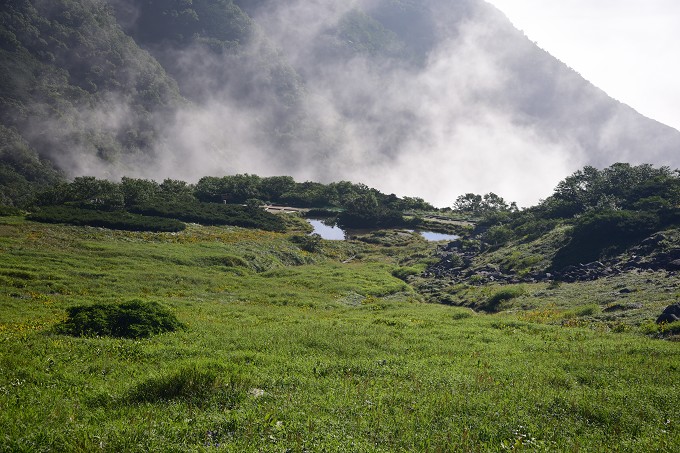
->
xmin=130 ymin=201 xmax=285 ymax=231
xmin=56 ymin=300 xmax=185 ymax=339
xmin=392 ymin=266 xmax=421 ymax=281
xmin=0 ymin=205 xmax=21 ymax=216
xmin=479 ymin=286 xmax=526 ymax=312
xmin=28 ymin=206 xmax=185 ymax=232
xmin=290 ymin=233 xmax=323 ymax=252
xmin=552 ymin=209 xmax=658 ymax=269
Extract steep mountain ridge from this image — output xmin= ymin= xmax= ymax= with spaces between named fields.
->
xmin=1 ymin=0 xmax=679 ymax=207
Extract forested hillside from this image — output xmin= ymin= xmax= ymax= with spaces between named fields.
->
xmin=2 ymin=0 xmax=680 ymax=208
xmin=0 ymin=0 xmax=183 ymax=205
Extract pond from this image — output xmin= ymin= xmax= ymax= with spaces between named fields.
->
xmin=306 ymin=219 xmax=459 ymax=242
xmin=307 ymin=219 xmax=346 ymax=240
xmin=418 ymin=231 xmax=459 ymax=242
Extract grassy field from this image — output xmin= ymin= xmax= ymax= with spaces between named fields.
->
xmin=1 ymin=216 xmax=678 ymax=451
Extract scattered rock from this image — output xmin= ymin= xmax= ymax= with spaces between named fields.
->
xmin=656 ymin=303 xmax=680 ymax=324
xmin=425 ymin=230 xmax=680 ymax=286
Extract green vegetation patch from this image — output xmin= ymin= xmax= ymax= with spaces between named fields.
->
xmin=28 ymin=205 xmax=185 ymax=232
xmin=130 ymin=201 xmax=285 ymax=231
xmin=1 ymin=211 xmax=679 ymax=451
xmin=0 ymin=205 xmax=21 ymax=216
xmin=480 ymin=286 xmax=526 ymax=312
xmin=56 ymin=300 xmax=185 ymax=339
xmin=127 ymin=362 xmax=249 ymax=408
xmin=553 ymin=209 xmax=659 ymax=269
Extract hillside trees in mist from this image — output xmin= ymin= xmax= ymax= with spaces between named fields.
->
xmin=127 ymin=0 xmax=254 ymax=49
xmin=0 ymin=0 xmax=183 ymax=204
xmin=111 ymin=0 xmax=305 ymax=116
xmin=0 ymin=126 xmax=62 ymax=207
xmin=4 ymin=0 xmax=680 ymax=211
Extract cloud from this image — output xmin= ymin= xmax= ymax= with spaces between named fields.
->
xmin=128 ymin=0 xmax=632 ymax=206
xmin=222 ymin=2 xmax=578 ymax=206
xmin=40 ymin=0 xmax=680 ymax=208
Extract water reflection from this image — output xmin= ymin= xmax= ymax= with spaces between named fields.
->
xmin=419 ymin=231 xmax=459 ymax=241
xmin=307 ymin=219 xmax=459 ymax=242
xmin=307 ymin=219 xmax=346 ymax=240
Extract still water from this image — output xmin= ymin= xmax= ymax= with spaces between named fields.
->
xmin=418 ymin=231 xmax=459 ymax=241
xmin=307 ymin=219 xmax=458 ymax=242
xmin=307 ymin=219 xmax=346 ymax=240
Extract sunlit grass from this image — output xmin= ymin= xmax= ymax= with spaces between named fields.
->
xmin=0 ymin=217 xmax=678 ymax=451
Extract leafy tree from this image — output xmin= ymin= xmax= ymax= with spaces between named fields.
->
xmin=542 ymin=163 xmax=679 ymax=218
xmin=453 ymin=192 xmax=514 ymax=215
xmin=338 ymin=192 xmax=404 ymax=228
xmin=397 ymin=196 xmax=434 ymax=211
xmin=121 ymin=177 xmax=161 ymax=207
xmin=453 ymin=193 xmax=483 ymax=213
xmin=67 ymin=177 xmax=124 ymax=210
xmin=281 ymin=181 xmax=332 ymax=207
xmin=328 ymin=181 xmax=359 ymax=206
xmin=159 ymin=179 xmax=195 ymax=203
xmin=221 ymin=174 xmax=262 ymax=203
xmin=259 ymin=176 xmax=295 ymax=202
xmin=194 ymin=176 xmax=226 ymax=203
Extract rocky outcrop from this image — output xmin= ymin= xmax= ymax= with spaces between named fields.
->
xmin=424 ymin=232 xmax=680 ymax=285
xmin=656 ymin=304 xmax=680 ymax=324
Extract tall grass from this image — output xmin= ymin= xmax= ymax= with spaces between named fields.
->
xmin=0 ymin=218 xmax=677 ymax=451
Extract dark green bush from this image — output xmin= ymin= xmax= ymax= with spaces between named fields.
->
xmin=337 ymin=207 xmax=405 ymax=229
xmin=511 ymin=215 xmax=558 ymax=241
xmin=28 ymin=206 xmax=185 ymax=232
xmin=480 ymin=286 xmax=526 ymax=312
xmin=130 ymin=201 xmax=285 ymax=231
xmin=0 ymin=205 xmax=21 ymax=216
xmin=127 ymin=362 xmax=249 ymax=408
xmin=290 ymin=233 xmax=323 ymax=252
xmin=56 ymin=300 xmax=184 ymax=339
xmin=305 ymin=208 xmax=338 ymax=218
xmin=392 ymin=266 xmax=421 ymax=281
xmin=552 ymin=209 xmax=658 ymax=269
xmin=482 ymin=225 xmax=515 ymax=247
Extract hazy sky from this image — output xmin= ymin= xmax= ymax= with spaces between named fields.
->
xmin=485 ymin=0 xmax=680 ymax=132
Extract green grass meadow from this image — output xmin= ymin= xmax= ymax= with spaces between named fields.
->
xmin=1 ymin=217 xmax=678 ymax=451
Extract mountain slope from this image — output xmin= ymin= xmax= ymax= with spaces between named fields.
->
xmin=0 ymin=0 xmax=183 ymax=204
xmin=240 ymin=0 xmax=680 ymax=204
xmin=1 ymin=0 xmax=679 ymax=207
